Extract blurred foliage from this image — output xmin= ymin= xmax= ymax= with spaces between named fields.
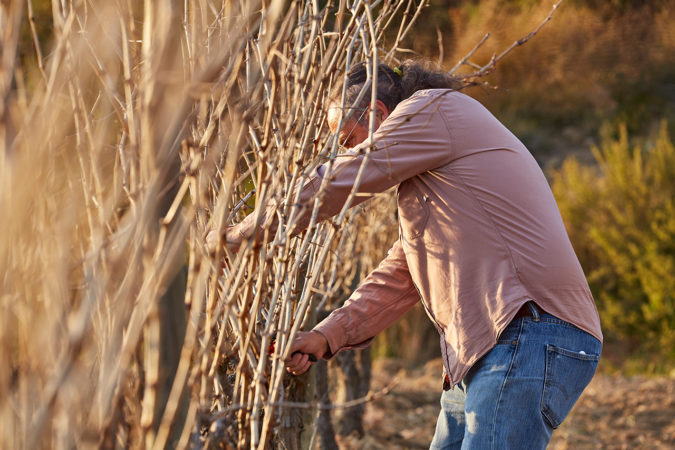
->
xmin=19 ymin=1 xmax=675 ymax=162
xmin=406 ymin=0 xmax=675 ymax=163
xmin=17 ymin=0 xmax=52 ymax=66
xmin=551 ymin=122 xmax=675 ymax=371
xmin=15 ymin=0 xmax=673 ymax=374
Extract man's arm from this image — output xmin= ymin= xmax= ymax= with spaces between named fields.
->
xmin=286 ymin=240 xmax=420 ymax=374
xmin=229 ymin=91 xmax=454 ymax=244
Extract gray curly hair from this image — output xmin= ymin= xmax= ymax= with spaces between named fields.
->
xmin=340 ymin=60 xmax=463 ymax=120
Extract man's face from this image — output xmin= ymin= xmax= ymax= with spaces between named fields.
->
xmin=327 ymin=106 xmax=369 ymax=149
xmin=327 ymin=100 xmax=389 ymax=149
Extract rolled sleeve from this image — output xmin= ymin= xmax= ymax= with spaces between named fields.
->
xmin=231 ymin=90 xmax=454 ymax=242
xmin=312 ymin=240 xmax=421 ymax=357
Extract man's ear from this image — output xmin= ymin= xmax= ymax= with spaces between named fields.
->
xmin=375 ymin=99 xmax=390 ymax=123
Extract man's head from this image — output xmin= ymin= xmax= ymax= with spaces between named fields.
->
xmin=328 ymin=60 xmax=462 ymax=148
xmin=327 ymin=99 xmax=390 ymax=149
xmin=328 ymin=63 xmax=401 ymax=148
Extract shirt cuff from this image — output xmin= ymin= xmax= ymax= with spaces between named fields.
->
xmin=312 ymin=320 xmax=346 ymax=359
xmin=312 ymin=317 xmax=375 ymax=359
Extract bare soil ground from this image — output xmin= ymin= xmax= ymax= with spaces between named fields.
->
xmin=336 ymin=358 xmax=675 ymax=449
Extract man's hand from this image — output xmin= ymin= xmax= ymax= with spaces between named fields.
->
xmin=205 ymin=226 xmax=243 ymax=255
xmin=285 ymin=331 xmax=329 ymax=375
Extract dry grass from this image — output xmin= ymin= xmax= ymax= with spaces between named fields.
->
xmin=0 ymin=0 xmax=561 ymax=448
xmin=0 ymin=0 xmax=431 ymax=447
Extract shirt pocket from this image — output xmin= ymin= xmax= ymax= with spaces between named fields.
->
xmin=397 ymin=181 xmax=430 ymax=240
xmin=540 ymin=344 xmax=600 ymax=429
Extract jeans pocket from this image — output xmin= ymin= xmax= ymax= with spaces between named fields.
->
xmin=541 ymin=344 xmax=600 ymax=429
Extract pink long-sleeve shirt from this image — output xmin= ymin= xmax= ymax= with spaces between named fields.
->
xmin=233 ymin=89 xmax=602 ymax=387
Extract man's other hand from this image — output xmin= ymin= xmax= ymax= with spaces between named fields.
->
xmin=205 ymin=226 xmax=242 ymax=255
xmin=285 ymin=331 xmax=329 ymax=375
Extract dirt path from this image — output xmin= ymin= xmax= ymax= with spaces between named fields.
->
xmin=335 ymin=358 xmax=675 ymax=449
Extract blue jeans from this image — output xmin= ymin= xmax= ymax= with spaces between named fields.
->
xmin=430 ymin=303 xmax=601 ymax=449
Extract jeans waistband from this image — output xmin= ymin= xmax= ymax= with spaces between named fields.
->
xmin=513 ymin=301 xmax=541 ymax=321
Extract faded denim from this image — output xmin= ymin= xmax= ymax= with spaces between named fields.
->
xmin=430 ymin=303 xmax=601 ymax=449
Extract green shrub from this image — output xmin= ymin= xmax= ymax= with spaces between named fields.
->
xmin=408 ymin=1 xmax=675 ymax=159
xmin=551 ymin=122 xmax=675 ymax=369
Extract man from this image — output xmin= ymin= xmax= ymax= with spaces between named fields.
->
xmin=218 ymin=61 xmax=602 ymax=448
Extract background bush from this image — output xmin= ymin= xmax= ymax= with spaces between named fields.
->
xmin=409 ymin=0 xmax=675 ymax=164
xmin=551 ymin=122 xmax=675 ymax=371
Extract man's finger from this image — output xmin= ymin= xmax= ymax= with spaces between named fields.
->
xmin=286 ymin=352 xmax=304 ymax=366
xmin=286 ymin=353 xmax=308 ymax=372
xmin=205 ymin=230 xmax=219 ymax=253
xmin=299 ymin=359 xmax=312 ymax=373
xmin=289 ymin=357 xmax=313 ymax=376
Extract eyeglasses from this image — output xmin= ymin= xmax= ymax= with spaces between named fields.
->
xmin=335 ymin=106 xmax=368 ymax=149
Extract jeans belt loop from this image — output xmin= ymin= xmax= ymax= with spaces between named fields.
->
xmin=527 ymin=301 xmax=541 ymax=322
